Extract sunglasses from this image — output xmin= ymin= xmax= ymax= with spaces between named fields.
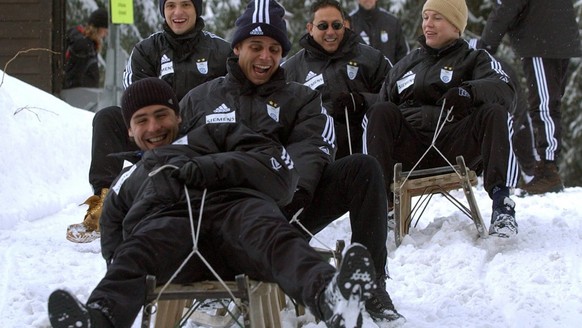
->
xmin=315 ymin=21 xmax=344 ymax=31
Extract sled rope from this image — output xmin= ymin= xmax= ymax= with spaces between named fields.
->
xmin=288 ymin=209 xmax=340 ymax=264
xmin=399 ymin=101 xmax=463 ymax=186
xmin=146 ymin=165 xmax=244 ymax=325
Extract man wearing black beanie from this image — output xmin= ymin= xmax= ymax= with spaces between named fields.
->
xmin=48 ymin=73 xmax=376 ymax=326
xmin=66 ymin=0 xmax=233 ymax=243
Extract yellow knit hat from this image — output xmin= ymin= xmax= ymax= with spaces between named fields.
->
xmin=422 ymin=0 xmax=468 ymax=33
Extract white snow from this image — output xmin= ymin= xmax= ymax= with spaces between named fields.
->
xmin=1 ymin=71 xmax=582 ymax=327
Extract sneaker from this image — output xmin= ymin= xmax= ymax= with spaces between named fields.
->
xmin=66 ymin=188 xmax=109 ymax=243
xmin=489 ymin=197 xmax=518 ymax=238
xmin=366 ymin=276 xmax=406 ymax=325
xmin=48 ymin=290 xmax=112 ymax=328
xmin=520 ymin=161 xmax=564 ymax=195
xmin=317 ymin=243 xmax=376 ymax=328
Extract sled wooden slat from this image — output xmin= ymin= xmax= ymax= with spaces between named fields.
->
xmin=392 ymin=156 xmax=488 ymax=246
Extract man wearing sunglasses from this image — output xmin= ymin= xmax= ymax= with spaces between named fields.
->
xmin=282 ymin=0 xmax=391 ymax=160
xmin=281 ymin=0 xmax=404 ymax=325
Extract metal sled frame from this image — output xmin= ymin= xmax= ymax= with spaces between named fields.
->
xmin=392 ymin=155 xmax=488 ymax=246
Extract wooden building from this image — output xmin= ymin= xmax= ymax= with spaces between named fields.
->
xmin=0 ymin=0 xmax=66 ymax=95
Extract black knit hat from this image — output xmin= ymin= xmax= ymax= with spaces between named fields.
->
xmin=159 ymin=0 xmax=203 ymax=18
xmin=121 ymin=78 xmax=180 ymax=128
xmin=88 ymin=8 xmax=109 ymax=29
xmin=231 ymin=0 xmax=291 ymax=56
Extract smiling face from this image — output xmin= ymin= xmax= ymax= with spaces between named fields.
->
xmin=233 ymin=36 xmax=283 ymax=85
xmin=422 ymin=10 xmax=460 ymax=49
xmin=163 ymin=0 xmax=197 ymax=35
xmin=307 ymin=5 xmax=345 ymax=53
xmin=128 ymin=105 xmax=182 ymax=150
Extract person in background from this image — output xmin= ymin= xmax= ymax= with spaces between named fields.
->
xmin=48 ymin=76 xmax=377 ymax=328
xmin=283 ymin=0 xmax=391 ymax=159
xmin=63 ymin=8 xmax=109 ymax=89
xmin=180 ymin=0 xmax=404 ymax=324
xmin=66 ymin=0 xmax=232 ymax=243
xmin=475 ymin=0 xmax=582 ymax=195
xmin=363 ymin=0 xmax=520 ymax=238
xmin=349 ymin=0 xmax=409 ymax=64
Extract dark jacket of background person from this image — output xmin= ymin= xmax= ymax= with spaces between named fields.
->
xmin=349 ymin=4 xmax=409 ymax=63
xmin=63 ymin=27 xmax=99 ymax=88
xmin=480 ymin=0 xmax=581 ymax=58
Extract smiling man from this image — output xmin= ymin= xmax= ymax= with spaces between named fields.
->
xmin=66 ymin=0 xmax=233 ymax=243
xmin=282 ymin=0 xmax=390 ymax=159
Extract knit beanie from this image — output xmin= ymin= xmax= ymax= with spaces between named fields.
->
xmin=159 ymin=0 xmax=203 ymax=18
xmin=231 ymin=0 xmax=291 ymax=56
xmin=422 ymin=0 xmax=468 ymax=33
xmin=121 ymin=78 xmax=179 ymax=128
xmin=88 ymin=8 xmax=109 ymax=29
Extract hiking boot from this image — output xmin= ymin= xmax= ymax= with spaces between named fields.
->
xmin=48 ymin=290 xmax=112 ymax=328
xmin=489 ymin=197 xmax=518 ymax=238
xmin=365 ymin=275 xmax=406 ymax=325
xmin=317 ymin=243 xmax=376 ymax=328
xmin=67 ymin=188 xmax=109 ymax=243
xmin=520 ymin=161 xmax=564 ymax=195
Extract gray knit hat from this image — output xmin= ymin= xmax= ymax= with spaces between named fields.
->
xmin=121 ymin=78 xmax=179 ymax=127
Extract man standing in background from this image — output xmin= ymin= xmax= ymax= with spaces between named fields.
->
xmin=349 ymin=0 xmax=409 ymax=64
xmin=476 ymin=0 xmax=582 ymax=195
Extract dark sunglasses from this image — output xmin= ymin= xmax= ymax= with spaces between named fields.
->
xmin=315 ymin=21 xmax=344 ymax=31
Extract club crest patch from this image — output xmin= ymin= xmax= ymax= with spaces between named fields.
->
xmin=381 ymin=30 xmax=388 ymax=43
xmin=440 ymin=66 xmax=453 ymax=83
xmin=196 ymin=59 xmax=208 ymax=75
xmin=267 ymin=100 xmax=280 ymax=122
xmin=347 ymin=61 xmax=359 ymax=80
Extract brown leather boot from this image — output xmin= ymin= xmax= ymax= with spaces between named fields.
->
xmin=520 ymin=162 xmax=564 ymax=195
xmin=66 ymin=188 xmax=109 ymax=243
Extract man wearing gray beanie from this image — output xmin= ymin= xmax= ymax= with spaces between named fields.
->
xmin=364 ymin=0 xmax=520 ymax=240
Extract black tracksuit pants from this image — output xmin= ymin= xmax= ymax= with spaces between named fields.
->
xmin=87 ymin=195 xmax=335 ymax=328
xmin=363 ymin=102 xmax=519 ymax=198
xmin=89 ymin=106 xmax=139 ymax=194
xmin=298 ymin=154 xmax=389 ymax=277
xmin=521 ymin=57 xmax=571 ymax=162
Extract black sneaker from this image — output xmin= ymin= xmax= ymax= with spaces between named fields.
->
xmin=366 ymin=276 xmax=406 ymax=325
xmin=489 ymin=197 xmax=518 ymax=238
xmin=48 ymin=290 xmax=112 ymax=328
xmin=318 ymin=243 xmax=376 ymax=328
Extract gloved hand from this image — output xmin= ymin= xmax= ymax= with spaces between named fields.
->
xmin=282 ymin=189 xmax=311 ymax=221
xmin=172 ymin=161 xmax=205 ymax=187
xmin=331 ymin=92 xmax=366 ymax=123
xmin=438 ymin=87 xmax=473 ymax=120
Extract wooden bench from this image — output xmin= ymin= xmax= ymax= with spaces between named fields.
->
xmin=392 ymin=155 xmax=488 ymax=246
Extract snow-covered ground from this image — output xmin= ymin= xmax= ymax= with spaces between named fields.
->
xmin=1 ymin=71 xmax=582 ymax=327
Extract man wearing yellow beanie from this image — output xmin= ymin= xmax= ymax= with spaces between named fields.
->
xmin=364 ymin=0 xmax=520 ymax=238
